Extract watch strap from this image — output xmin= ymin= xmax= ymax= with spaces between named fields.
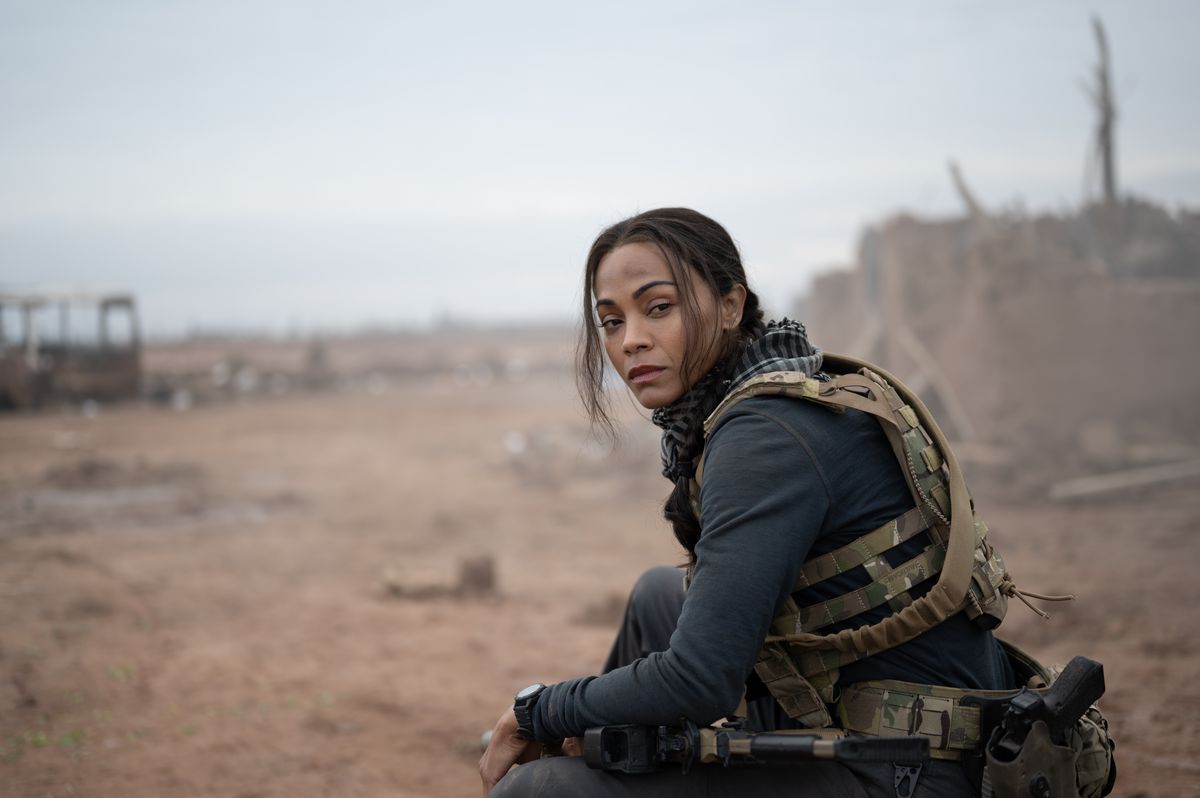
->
xmin=513 ymin=683 xmax=546 ymax=740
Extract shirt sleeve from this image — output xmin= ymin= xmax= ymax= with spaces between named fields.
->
xmin=531 ymin=403 xmax=831 ymax=740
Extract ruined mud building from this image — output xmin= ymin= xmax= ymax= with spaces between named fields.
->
xmin=803 ymin=198 xmax=1200 ymax=491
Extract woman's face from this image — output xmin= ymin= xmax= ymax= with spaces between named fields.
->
xmin=593 ymin=242 xmax=745 ymax=409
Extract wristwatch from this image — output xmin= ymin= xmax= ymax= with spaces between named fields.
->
xmin=513 ymin=683 xmax=547 ymax=740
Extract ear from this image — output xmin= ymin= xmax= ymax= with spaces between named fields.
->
xmin=719 ymin=284 xmax=747 ymax=331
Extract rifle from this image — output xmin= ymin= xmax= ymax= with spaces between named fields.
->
xmin=583 ymin=721 xmax=930 ymax=774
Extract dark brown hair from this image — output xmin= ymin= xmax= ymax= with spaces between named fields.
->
xmin=576 ymin=207 xmax=766 ymax=556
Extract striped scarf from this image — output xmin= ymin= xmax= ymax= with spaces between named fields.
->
xmin=651 ymin=319 xmax=823 ymax=482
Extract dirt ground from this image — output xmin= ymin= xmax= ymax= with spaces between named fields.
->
xmin=1 ymin=334 xmax=1197 ymax=797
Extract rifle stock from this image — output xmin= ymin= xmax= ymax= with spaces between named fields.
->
xmin=584 ymin=722 xmax=929 ymax=774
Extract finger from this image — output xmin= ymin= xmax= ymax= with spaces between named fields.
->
xmin=480 ymin=745 xmax=528 ymax=795
xmin=479 ymin=713 xmax=532 ymax=793
xmin=514 ymin=741 xmax=542 ymax=764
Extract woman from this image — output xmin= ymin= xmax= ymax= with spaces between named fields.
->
xmin=479 ymin=208 xmax=1016 ymax=797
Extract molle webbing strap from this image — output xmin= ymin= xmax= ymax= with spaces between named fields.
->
xmin=825 ymin=372 xmax=950 ymax=524
xmin=862 ymin=555 xmax=917 ymax=614
xmin=836 ymin=680 xmax=1025 ymax=760
xmin=794 ymin=543 xmax=946 ymax=631
xmin=794 ymin=505 xmax=933 ymax=590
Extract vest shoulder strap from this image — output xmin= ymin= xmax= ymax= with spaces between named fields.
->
xmin=702 ymin=370 xmax=828 ymax=438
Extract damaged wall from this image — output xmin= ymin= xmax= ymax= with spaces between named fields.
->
xmin=804 ymin=198 xmax=1200 ymax=485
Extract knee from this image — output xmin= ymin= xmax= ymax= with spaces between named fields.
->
xmin=489 ymin=758 xmax=583 ymax=798
xmin=629 ymin=565 xmax=685 ymax=606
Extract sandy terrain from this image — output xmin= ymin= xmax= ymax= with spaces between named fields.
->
xmin=1 ymin=335 xmax=1197 ymax=797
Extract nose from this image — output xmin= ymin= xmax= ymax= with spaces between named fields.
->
xmin=622 ymin=316 xmax=652 ymax=355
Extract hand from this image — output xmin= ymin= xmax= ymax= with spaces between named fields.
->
xmin=479 ymin=707 xmax=540 ymax=795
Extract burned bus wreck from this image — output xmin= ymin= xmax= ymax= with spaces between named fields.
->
xmin=0 ymin=291 xmax=141 ymax=410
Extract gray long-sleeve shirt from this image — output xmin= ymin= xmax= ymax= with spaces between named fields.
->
xmin=532 ymin=395 xmax=1013 ymax=740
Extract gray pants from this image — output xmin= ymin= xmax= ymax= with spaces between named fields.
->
xmin=491 ymin=567 xmax=975 ymax=798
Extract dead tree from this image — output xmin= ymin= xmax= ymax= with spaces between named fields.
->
xmin=1084 ymin=16 xmax=1118 ymax=205
xmin=948 ymin=159 xmax=987 ymax=221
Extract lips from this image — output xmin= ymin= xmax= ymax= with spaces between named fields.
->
xmin=627 ymin=365 xmax=666 ymax=385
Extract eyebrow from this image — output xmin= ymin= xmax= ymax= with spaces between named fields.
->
xmin=594 ymin=279 xmax=678 ymax=308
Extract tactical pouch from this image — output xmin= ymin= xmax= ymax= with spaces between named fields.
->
xmin=1074 ymin=707 xmax=1117 ymax=798
xmin=753 ymin=638 xmax=833 ymax=728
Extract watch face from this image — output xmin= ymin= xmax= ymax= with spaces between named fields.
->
xmin=516 ymin=683 xmax=544 ymax=701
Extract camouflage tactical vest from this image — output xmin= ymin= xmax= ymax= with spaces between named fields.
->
xmin=692 ymin=353 xmax=1016 ymax=729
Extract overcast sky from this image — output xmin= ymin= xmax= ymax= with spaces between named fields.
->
xmin=2 ymin=1 xmax=1197 ymax=337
